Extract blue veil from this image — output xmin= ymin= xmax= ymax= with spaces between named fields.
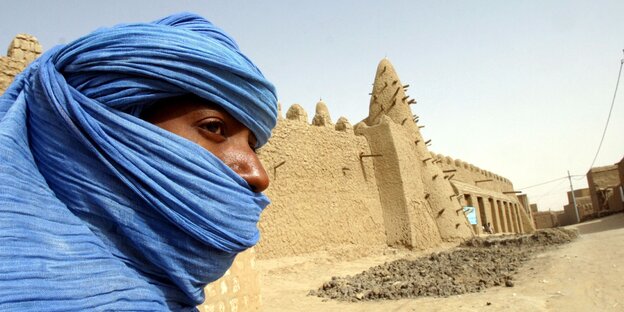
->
xmin=0 ymin=13 xmax=277 ymax=311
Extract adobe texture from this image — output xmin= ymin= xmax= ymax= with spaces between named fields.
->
xmin=359 ymin=59 xmax=474 ymax=245
xmin=0 ymin=34 xmax=42 ymax=94
xmin=533 ymin=211 xmax=564 ymax=229
xmin=587 ymin=165 xmax=623 ymax=214
xmin=198 ymin=248 xmax=261 ymax=312
xmin=357 ymin=115 xmax=443 ymax=249
xmin=431 ymin=152 xmax=535 ymax=234
xmin=255 ymin=59 xmax=534 ymax=262
xmin=560 ymin=188 xmax=593 ymax=225
xmin=256 ymin=104 xmax=387 ymax=258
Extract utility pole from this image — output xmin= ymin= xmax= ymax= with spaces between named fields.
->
xmin=568 ymin=170 xmax=580 ymax=223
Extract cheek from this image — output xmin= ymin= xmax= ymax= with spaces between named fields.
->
xmin=198 ymin=141 xmax=226 ymax=161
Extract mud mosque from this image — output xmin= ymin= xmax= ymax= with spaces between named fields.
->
xmin=1 ymin=34 xmax=549 ymax=312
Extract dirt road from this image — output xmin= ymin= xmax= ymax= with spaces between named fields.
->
xmin=260 ymin=213 xmax=624 ymax=311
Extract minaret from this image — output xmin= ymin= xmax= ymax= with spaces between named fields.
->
xmin=358 ymin=59 xmax=473 ymax=245
xmin=366 ymin=59 xmax=415 ymax=127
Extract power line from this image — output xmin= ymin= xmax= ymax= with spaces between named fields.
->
xmin=518 ymin=174 xmax=585 ymax=190
xmin=572 ymin=175 xmax=586 ymax=181
xmin=518 ymin=176 xmax=567 ymax=190
xmin=589 ymin=50 xmax=624 ymax=169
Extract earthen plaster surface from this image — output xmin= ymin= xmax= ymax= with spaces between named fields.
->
xmin=560 ymin=188 xmax=593 ymax=225
xmin=0 ymin=34 xmax=42 ymax=94
xmin=432 ymin=152 xmax=515 ymax=193
xmin=357 ymin=116 xmax=442 ymax=249
xmin=364 ymin=59 xmax=475 ymax=241
xmin=199 ymin=248 xmax=261 ymax=312
xmin=256 ymin=117 xmax=387 ymax=259
xmin=587 ymin=165 xmax=622 ymax=213
xmin=533 ymin=211 xmax=564 ymax=229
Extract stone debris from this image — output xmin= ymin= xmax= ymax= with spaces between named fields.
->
xmin=309 ymin=228 xmax=578 ymax=302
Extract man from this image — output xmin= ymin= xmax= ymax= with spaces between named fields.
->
xmin=0 ymin=13 xmax=277 ymax=311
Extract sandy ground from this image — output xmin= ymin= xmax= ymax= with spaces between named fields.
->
xmin=259 ymin=213 xmax=624 ymax=311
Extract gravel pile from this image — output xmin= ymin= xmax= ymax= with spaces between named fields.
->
xmin=310 ymin=228 xmax=578 ymax=301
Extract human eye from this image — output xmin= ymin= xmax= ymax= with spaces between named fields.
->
xmin=199 ymin=118 xmax=225 ymax=136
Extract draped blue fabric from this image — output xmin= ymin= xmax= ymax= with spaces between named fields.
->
xmin=0 ymin=13 xmax=277 ymax=311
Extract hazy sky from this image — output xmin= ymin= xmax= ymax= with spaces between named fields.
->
xmin=1 ymin=1 xmax=622 ymax=211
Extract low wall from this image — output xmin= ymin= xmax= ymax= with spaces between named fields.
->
xmin=256 ymin=107 xmax=387 ymax=259
xmin=199 ymin=248 xmax=261 ymax=312
xmin=432 ymin=152 xmax=514 ymax=193
xmin=533 ymin=211 xmax=563 ymax=229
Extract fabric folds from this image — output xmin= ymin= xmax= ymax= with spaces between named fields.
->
xmin=0 ymin=13 xmax=277 ymax=311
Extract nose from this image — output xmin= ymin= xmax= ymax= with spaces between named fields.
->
xmin=238 ymin=153 xmax=270 ymax=193
xmin=225 ymin=145 xmax=270 ymax=193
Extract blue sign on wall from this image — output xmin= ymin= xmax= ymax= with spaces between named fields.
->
xmin=463 ymin=206 xmax=477 ymax=225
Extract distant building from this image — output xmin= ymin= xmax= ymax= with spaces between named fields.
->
xmin=587 ymin=165 xmax=624 ymax=217
xmin=533 ymin=210 xmax=564 ymax=229
xmin=559 ymin=188 xmax=593 ymax=225
xmin=530 ymin=204 xmax=538 ymax=214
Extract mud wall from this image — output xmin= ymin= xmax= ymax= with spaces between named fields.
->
xmin=533 ymin=211 xmax=563 ymax=229
xmin=431 ymin=153 xmax=534 ymax=234
xmin=516 ymin=204 xmax=534 ymax=233
xmin=246 ymin=59 xmax=534 ymax=260
xmin=361 ymin=59 xmax=475 ymax=243
xmin=454 ymin=181 xmax=526 ymax=234
xmin=517 ymin=194 xmax=534 ymax=229
xmin=0 ymin=34 xmax=42 ymax=94
xmin=256 ymin=103 xmax=387 ymax=259
xmin=560 ymin=188 xmax=593 ymax=225
xmin=587 ymin=165 xmax=623 ymax=213
xmin=561 ymin=199 xmax=592 ymax=226
xmin=431 ymin=152 xmax=514 ymax=193
xmin=357 ymin=115 xmax=443 ymax=250
xmin=199 ymin=248 xmax=261 ymax=312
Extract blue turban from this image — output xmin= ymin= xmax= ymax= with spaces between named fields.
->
xmin=0 ymin=13 xmax=277 ymax=311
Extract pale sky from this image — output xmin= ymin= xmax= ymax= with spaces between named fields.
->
xmin=1 ymin=1 xmax=623 ymax=211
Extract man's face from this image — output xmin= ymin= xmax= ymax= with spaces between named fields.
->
xmin=142 ymin=96 xmax=270 ymax=193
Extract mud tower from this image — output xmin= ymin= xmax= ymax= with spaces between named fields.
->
xmin=355 ymin=59 xmax=474 ymax=249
